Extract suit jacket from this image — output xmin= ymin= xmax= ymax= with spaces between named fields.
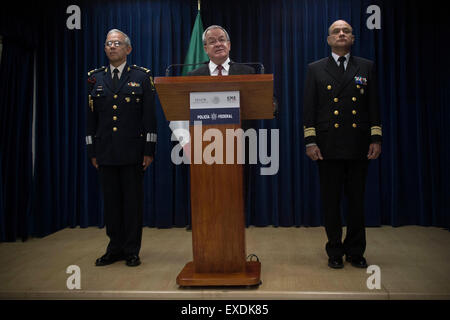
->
xmin=187 ymin=61 xmax=255 ymax=76
xmin=86 ymin=64 xmax=157 ymax=165
xmin=303 ymin=55 xmax=382 ymax=159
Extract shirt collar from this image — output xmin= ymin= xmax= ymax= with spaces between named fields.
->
xmin=331 ymin=52 xmax=350 ymax=65
xmin=209 ymin=57 xmax=231 ymax=74
xmin=109 ymin=61 xmax=127 ymax=76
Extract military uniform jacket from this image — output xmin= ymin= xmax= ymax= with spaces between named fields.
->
xmin=86 ymin=64 xmax=157 ymax=165
xmin=303 ymin=55 xmax=382 ymax=159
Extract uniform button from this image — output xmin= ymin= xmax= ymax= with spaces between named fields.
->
xmin=334 ymin=123 xmax=339 ymax=128
xmin=327 ymin=85 xmax=332 ymax=90
xmin=113 ymin=116 xmax=118 ymax=121
xmin=352 ymin=123 xmax=357 ymax=128
xmin=352 ymin=110 xmax=357 ymax=115
xmin=352 ymin=97 xmax=357 ymax=102
xmin=334 ymin=110 xmax=339 ymax=115
xmin=132 ymin=92 xmax=135 ymax=95
xmin=113 ymin=127 xmax=118 ymax=132
xmin=113 ymin=105 xmax=118 ymax=110
xmin=113 ymin=95 xmax=118 ymax=99
xmin=334 ymin=98 xmax=339 ymax=103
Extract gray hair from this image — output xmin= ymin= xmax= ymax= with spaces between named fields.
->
xmin=106 ymin=29 xmax=132 ymax=47
xmin=202 ymin=25 xmax=230 ymax=45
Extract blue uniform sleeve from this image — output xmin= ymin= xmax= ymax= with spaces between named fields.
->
xmin=86 ymin=74 xmax=97 ymax=159
xmin=142 ymin=72 xmax=157 ymax=156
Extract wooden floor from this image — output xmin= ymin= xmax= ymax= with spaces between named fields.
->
xmin=0 ymin=226 xmax=449 ymax=300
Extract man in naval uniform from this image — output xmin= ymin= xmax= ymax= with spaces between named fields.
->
xmin=303 ymin=20 xmax=382 ymax=269
xmin=86 ymin=29 xmax=157 ymax=267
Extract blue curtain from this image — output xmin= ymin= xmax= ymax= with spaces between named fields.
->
xmin=0 ymin=0 xmax=449 ymax=241
xmin=0 ymin=39 xmax=34 ymax=241
xmin=200 ymin=0 xmax=450 ymax=228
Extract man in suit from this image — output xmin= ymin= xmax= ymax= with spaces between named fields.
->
xmin=86 ymin=29 xmax=157 ymax=267
xmin=176 ymin=25 xmax=255 ymax=152
xmin=169 ymin=25 xmax=255 ymax=155
xmin=303 ymin=20 xmax=382 ymax=269
xmin=171 ymin=25 xmax=256 ymax=229
xmin=187 ymin=25 xmax=255 ymax=76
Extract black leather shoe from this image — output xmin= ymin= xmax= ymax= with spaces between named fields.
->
xmin=328 ymin=256 xmax=344 ymax=269
xmin=95 ymin=252 xmax=123 ymax=266
xmin=126 ymin=255 xmax=141 ymax=267
xmin=346 ymin=255 xmax=368 ymax=268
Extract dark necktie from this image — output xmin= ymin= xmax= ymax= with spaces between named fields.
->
xmin=217 ymin=65 xmax=223 ymax=76
xmin=112 ymin=68 xmax=119 ymax=91
xmin=338 ymin=56 xmax=346 ymax=74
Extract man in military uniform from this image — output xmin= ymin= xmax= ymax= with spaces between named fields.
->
xmin=86 ymin=29 xmax=157 ymax=267
xmin=303 ymin=20 xmax=382 ymax=269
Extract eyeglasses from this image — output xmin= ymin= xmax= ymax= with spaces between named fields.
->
xmin=105 ymin=41 xmax=124 ymax=47
xmin=206 ymin=38 xmax=228 ymax=46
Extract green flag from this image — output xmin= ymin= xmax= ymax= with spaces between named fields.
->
xmin=169 ymin=11 xmax=208 ymax=147
xmin=181 ymin=11 xmax=209 ymax=76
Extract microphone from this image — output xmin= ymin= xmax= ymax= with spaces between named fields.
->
xmin=165 ymin=61 xmax=209 ymax=77
xmin=228 ymin=61 xmax=265 ymax=74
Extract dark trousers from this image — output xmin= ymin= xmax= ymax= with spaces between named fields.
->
xmin=98 ymin=165 xmax=144 ymax=257
xmin=317 ymin=159 xmax=369 ymax=258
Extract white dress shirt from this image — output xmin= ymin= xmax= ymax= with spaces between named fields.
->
xmin=208 ymin=57 xmax=231 ymax=76
xmin=109 ymin=61 xmax=127 ymax=79
xmin=331 ymin=52 xmax=350 ymax=70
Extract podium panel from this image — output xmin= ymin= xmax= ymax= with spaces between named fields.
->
xmin=154 ymin=74 xmax=272 ymax=286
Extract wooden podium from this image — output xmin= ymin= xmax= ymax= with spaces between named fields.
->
xmin=154 ymin=74 xmax=273 ymax=286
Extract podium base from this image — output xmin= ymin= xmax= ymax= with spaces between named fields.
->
xmin=176 ymin=261 xmax=261 ymax=287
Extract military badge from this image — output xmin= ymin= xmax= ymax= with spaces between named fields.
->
xmin=354 ymin=76 xmax=367 ymax=85
xmin=127 ymin=82 xmax=141 ymax=87
xmin=87 ymin=76 xmax=96 ymax=84
xmin=96 ymin=85 xmax=103 ymax=92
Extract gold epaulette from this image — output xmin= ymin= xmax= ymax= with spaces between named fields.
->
xmin=131 ymin=65 xmax=155 ymax=89
xmin=87 ymin=66 xmax=106 ymax=77
xmin=131 ymin=64 xmax=153 ymax=74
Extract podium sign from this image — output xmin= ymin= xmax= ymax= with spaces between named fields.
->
xmin=190 ymin=91 xmax=240 ymax=125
